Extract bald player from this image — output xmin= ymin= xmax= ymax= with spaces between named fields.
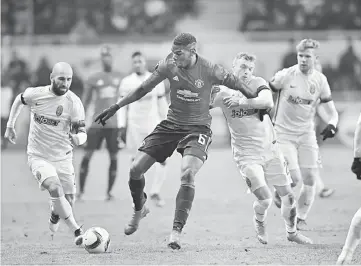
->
xmin=95 ymin=33 xmax=260 ymax=249
xmin=5 ymin=62 xmax=86 ymax=245
xmin=78 ymin=45 xmax=125 ymax=201
xmin=270 ymin=39 xmax=339 ymax=230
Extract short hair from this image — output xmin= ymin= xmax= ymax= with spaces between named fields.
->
xmin=173 ymin=33 xmax=197 ymax=46
xmin=296 ymin=39 xmax=320 ymax=52
xmin=232 ymin=52 xmax=256 ymax=68
xmin=131 ymin=51 xmax=143 ymax=58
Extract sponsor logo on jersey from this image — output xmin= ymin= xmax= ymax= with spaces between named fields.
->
xmin=34 ymin=113 xmax=60 ymax=126
xmin=173 ymin=76 xmax=179 ymax=81
xmin=287 ymin=95 xmax=313 ymax=105
xmin=231 ymin=108 xmax=258 ymax=118
xmin=195 ymin=79 xmax=204 ymax=89
xmin=56 ymin=105 xmax=63 ymax=116
xmin=176 ymin=89 xmax=200 ymax=102
xmin=96 ymin=79 xmax=104 ymax=86
xmin=36 ymin=171 xmax=42 ymax=180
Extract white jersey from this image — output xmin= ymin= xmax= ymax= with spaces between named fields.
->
xmin=119 ymin=72 xmax=167 ymax=133
xmin=272 ymin=65 xmax=332 ymax=135
xmin=211 ymin=76 xmax=276 ymax=160
xmin=22 ymin=86 xmax=85 ymax=162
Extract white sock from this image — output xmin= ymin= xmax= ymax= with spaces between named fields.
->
xmin=51 ymin=196 xmax=79 ymax=232
xmin=150 ymin=163 xmax=167 ymax=195
xmin=280 ymin=194 xmax=297 ymax=233
xmin=297 ymin=184 xmax=316 ymax=220
xmin=253 ymin=198 xmax=272 ymax=222
xmin=342 ymin=207 xmax=361 ymax=254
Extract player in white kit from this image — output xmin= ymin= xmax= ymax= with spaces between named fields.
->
xmin=119 ymin=51 xmax=169 ymax=207
xmin=336 ymin=112 xmax=361 ymax=264
xmin=210 ymin=52 xmax=312 ymax=245
xmin=269 ymin=39 xmax=339 ymax=230
xmin=5 ymin=62 xmax=86 ymax=245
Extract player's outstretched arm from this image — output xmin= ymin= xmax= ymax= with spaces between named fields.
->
xmin=351 ymin=112 xmax=361 ymax=180
xmin=95 ymin=71 xmax=165 ymax=126
xmin=4 ymin=94 xmax=25 ymax=144
xmin=223 ymin=88 xmax=274 ymax=110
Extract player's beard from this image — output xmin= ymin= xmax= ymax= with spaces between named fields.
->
xmin=52 ymin=83 xmax=69 ymax=96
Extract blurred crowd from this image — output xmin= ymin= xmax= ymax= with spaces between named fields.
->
xmin=240 ymin=0 xmax=361 ymax=31
xmin=1 ymin=0 xmax=198 ymax=37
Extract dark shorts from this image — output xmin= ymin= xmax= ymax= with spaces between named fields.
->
xmin=85 ymin=127 xmax=125 ymax=153
xmin=138 ymin=120 xmax=212 ymax=163
xmin=1 ymin=117 xmax=7 ymax=137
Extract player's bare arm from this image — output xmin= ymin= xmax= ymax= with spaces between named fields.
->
xmin=5 ymin=93 xmax=26 ymax=144
xmin=213 ymin=64 xmax=258 ymax=98
xmin=95 ymin=71 xmax=165 ymax=126
xmin=223 ymin=88 xmax=274 ymax=109
xmin=351 ymin=112 xmax=361 ymax=180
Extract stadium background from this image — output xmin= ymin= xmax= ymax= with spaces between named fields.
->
xmin=1 ymin=1 xmax=361 ymax=264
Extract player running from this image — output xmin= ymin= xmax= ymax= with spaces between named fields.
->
xmin=5 ymin=62 xmax=85 ymax=245
xmin=336 ymin=112 xmax=361 ymax=264
xmin=210 ymin=52 xmax=312 ymax=245
xmin=119 ymin=51 xmax=169 ymax=207
xmin=78 ymin=45 xmax=126 ymax=201
xmin=94 ymin=32 xmax=259 ymax=249
xmin=270 ymin=39 xmax=339 ymax=230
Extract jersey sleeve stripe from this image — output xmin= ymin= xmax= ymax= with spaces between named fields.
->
xmin=256 ymin=85 xmax=270 ymax=94
xmin=320 ymin=96 xmax=332 ymax=103
xmin=20 ymin=93 xmax=27 ymax=105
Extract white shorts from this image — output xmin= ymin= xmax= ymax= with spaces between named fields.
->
xmin=276 ymin=131 xmax=321 ymax=170
xmin=233 ymin=143 xmax=292 ymax=193
xmin=27 ymin=156 xmax=76 ymax=194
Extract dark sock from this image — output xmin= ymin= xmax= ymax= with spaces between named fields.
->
xmin=129 ymin=177 xmax=146 ymax=211
xmin=173 ymin=185 xmax=195 ymax=231
xmin=107 ymin=159 xmax=117 ymax=194
xmin=79 ymin=157 xmax=90 ymax=193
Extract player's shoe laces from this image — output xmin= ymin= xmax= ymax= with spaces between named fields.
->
xmin=74 ymin=226 xmax=84 ymax=246
xmin=274 ymin=190 xmax=281 ymax=209
xmin=253 ymin=217 xmax=268 ymax=244
xmin=168 ymin=229 xmax=181 ymax=250
xmin=287 ymin=231 xmax=313 ymax=244
xmin=296 ymin=218 xmax=309 ymax=231
xmin=336 ymin=248 xmax=354 ymax=265
xmin=319 ymin=187 xmax=335 ymax=198
xmin=49 ymin=212 xmax=60 ymax=233
xmin=150 ymin=193 xmax=165 ymax=207
xmin=124 ymin=204 xmax=150 ymax=235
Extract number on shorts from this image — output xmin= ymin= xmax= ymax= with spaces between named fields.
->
xmin=197 ymin=134 xmax=211 ymax=152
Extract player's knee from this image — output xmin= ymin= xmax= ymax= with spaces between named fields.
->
xmin=280 ymin=192 xmax=296 ymax=207
xmin=129 ymin=162 xmax=145 ymax=180
xmin=47 ymin=181 xmax=64 ymax=197
xmin=180 ymin=167 xmax=196 ymax=188
xmin=290 ymin=169 xmax=301 ymax=186
xmin=300 ymin=168 xmax=317 ymax=186
xmin=253 ymin=198 xmax=272 ymax=212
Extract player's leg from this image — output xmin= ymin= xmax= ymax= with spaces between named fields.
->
xmin=150 ymin=160 xmax=167 ymax=207
xmin=274 ymin=136 xmax=300 ymax=208
xmin=337 ymin=207 xmax=361 ymax=264
xmin=105 ymin=128 xmax=122 ymax=201
xmin=78 ymin=127 xmax=103 ymax=199
xmin=315 ymin=171 xmax=335 ymax=198
xmin=297 ymin=133 xmax=320 ymax=230
xmin=168 ymin=131 xmax=212 ymax=250
xmin=239 ymin=163 xmax=272 ymax=244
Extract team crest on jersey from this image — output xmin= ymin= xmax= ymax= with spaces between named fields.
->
xmin=113 ymin=78 xmax=120 ymax=85
xmin=97 ymin=79 xmax=104 ymax=86
xmin=56 ymin=105 xmax=63 ymax=116
xmin=36 ymin=171 xmax=41 ymax=181
xmin=309 ymin=84 xmax=316 ymax=95
xmin=195 ymin=79 xmax=204 ymax=89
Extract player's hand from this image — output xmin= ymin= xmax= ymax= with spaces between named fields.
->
xmin=4 ymin=127 xmax=17 ymax=144
xmin=94 ymin=104 xmax=120 ymax=126
xmin=223 ymin=95 xmax=243 ymax=108
xmin=69 ymin=133 xmax=79 ymax=146
xmin=351 ymin=158 xmax=361 ymax=180
xmin=320 ymin=124 xmax=337 ymax=141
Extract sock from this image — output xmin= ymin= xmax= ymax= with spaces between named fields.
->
xmin=297 ymin=184 xmax=316 ymax=220
xmin=79 ymin=157 xmax=90 ymax=193
xmin=280 ymin=193 xmax=297 ymax=233
xmin=342 ymin=207 xmax=361 ymax=254
xmin=51 ymin=196 xmax=80 ymax=232
xmin=150 ymin=163 xmax=167 ymax=195
xmin=253 ymin=198 xmax=272 ymax=222
xmin=173 ymin=184 xmax=195 ymax=231
xmin=129 ymin=177 xmax=146 ymax=211
xmin=107 ymin=159 xmax=117 ymax=194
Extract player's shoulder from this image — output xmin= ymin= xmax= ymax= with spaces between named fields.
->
xmin=24 ymin=85 xmax=50 ymax=96
xmin=156 ymin=53 xmax=176 ymax=72
xmin=197 ymin=55 xmax=214 ymax=69
xmin=66 ymin=90 xmax=82 ymax=105
xmin=312 ymin=69 xmax=328 ymax=82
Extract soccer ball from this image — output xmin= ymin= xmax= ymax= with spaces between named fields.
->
xmin=83 ymin=227 xmax=111 ymax=254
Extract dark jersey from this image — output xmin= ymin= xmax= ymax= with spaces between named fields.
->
xmin=86 ymin=71 xmax=123 ymax=128
xmin=154 ymin=54 xmax=230 ymax=127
